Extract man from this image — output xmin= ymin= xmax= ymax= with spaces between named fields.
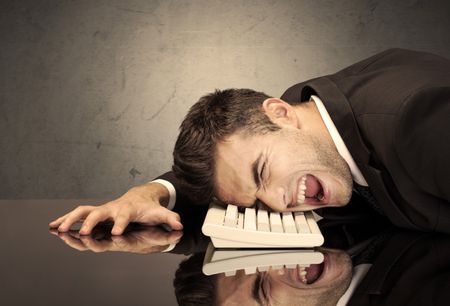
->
xmin=172 ymin=224 xmax=450 ymax=306
xmin=50 ymin=48 xmax=450 ymax=235
xmin=174 ymin=248 xmax=353 ymax=306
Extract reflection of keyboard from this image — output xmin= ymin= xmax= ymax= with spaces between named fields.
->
xmin=202 ymin=204 xmax=324 ymax=248
xmin=202 ymin=243 xmax=324 ymax=276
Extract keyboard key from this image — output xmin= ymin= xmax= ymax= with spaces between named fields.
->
xmin=294 ymin=212 xmax=311 ymax=233
xmin=270 ymin=212 xmax=283 ymax=232
xmin=237 ymin=212 xmax=244 ymax=229
xmin=271 ymin=265 xmax=284 ymax=271
xmin=244 ymin=208 xmax=257 ymax=231
xmin=305 ymin=212 xmax=322 ymax=235
xmin=300 ymin=264 xmax=310 ymax=268
xmin=224 ymin=205 xmax=238 ymax=227
xmin=257 ymin=209 xmax=270 ymax=232
xmin=282 ymin=212 xmax=297 ymax=233
xmin=285 ymin=264 xmax=297 ymax=269
xmin=202 ymin=204 xmax=324 ymax=248
xmin=204 ymin=204 xmax=226 ymax=226
xmin=225 ymin=270 xmax=236 ymax=277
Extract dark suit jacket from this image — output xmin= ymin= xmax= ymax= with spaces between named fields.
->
xmin=318 ymin=218 xmax=450 ymax=305
xmin=348 ymin=231 xmax=450 ymax=306
xmin=159 ymin=48 xmax=450 ymax=234
xmin=280 ymin=48 xmax=450 ymax=234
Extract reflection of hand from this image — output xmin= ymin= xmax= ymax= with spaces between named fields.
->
xmin=49 ymin=182 xmax=183 ymax=235
xmin=49 ymin=226 xmax=183 ymax=254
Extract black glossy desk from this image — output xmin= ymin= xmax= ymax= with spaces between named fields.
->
xmin=0 ymin=200 xmax=186 ymax=306
xmin=1 ymin=200 xmax=449 ymax=306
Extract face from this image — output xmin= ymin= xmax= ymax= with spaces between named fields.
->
xmin=214 ymin=115 xmax=353 ymax=212
xmin=215 ymin=248 xmax=353 ymax=306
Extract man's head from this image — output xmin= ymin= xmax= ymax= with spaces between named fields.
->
xmin=174 ymin=248 xmax=353 ymax=306
xmin=173 ymin=89 xmax=353 ymax=211
xmin=215 ymin=248 xmax=353 ymax=306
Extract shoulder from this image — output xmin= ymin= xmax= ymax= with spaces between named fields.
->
xmin=394 ymin=86 xmax=450 ymax=200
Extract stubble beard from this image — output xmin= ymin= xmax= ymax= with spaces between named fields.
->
xmin=310 ymin=134 xmax=353 ymax=205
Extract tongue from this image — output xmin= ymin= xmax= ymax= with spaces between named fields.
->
xmin=305 ymin=175 xmax=321 ymax=198
xmin=305 ymin=263 xmax=323 ymax=284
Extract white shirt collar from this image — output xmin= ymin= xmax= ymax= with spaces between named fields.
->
xmin=337 ymin=264 xmax=372 ymax=306
xmin=310 ymin=95 xmax=368 ymax=186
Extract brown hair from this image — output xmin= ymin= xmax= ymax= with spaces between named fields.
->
xmin=174 ymin=252 xmax=217 ymax=306
xmin=172 ymin=88 xmax=280 ymax=205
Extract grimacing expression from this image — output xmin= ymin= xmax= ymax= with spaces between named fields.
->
xmin=216 ymin=248 xmax=353 ymax=306
xmin=214 ymin=99 xmax=353 ymax=212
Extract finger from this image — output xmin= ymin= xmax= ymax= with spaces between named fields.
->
xmin=171 ymin=230 xmax=183 ymax=241
xmin=79 ymin=209 xmax=110 ymax=235
xmin=58 ymin=206 xmax=94 ymax=232
xmin=50 ymin=200 xmax=115 ymax=227
xmin=164 ymin=230 xmax=183 ymax=244
xmin=139 ymin=228 xmax=183 ymax=246
xmin=79 ymin=236 xmax=110 ymax=253
xmin=154 ymin=209 xmax=183 ymax=231
xmin=70 ymin=231 xmax=82 ymax=239
xmin=110 ymin=235 xmax=131 ymax=251
xmin=49 ymin=211 xmax=74 ymax=227
xmin=58 ymin=232 xmax=88 ymax=251
xmin=49 ymin=216 xmax=66 ymax=228
xmin=166 ymin=211 xmax=183 ymax=230
xmin=116 ymin=233 xmax=169 ymax=254
xmin=111 ymin=214 xmax=131 ymax=236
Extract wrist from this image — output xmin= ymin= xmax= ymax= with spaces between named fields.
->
xmin=148 ymin=179 xmax=176 ymax=210
xmin=143 ymin=182 xmax=170 ymax=207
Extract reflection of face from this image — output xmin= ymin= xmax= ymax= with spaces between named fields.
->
xmin=214 ymin=120 xmax=353 ymax=212
xmin=215 ymin=249 xmax=352 ymax=306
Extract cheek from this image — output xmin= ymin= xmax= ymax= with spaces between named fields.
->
xmin=267 ymin=161 xmax=298 ymax=194
xmin=285 ymin=138 xmax=318 ymax=161
xmin=269 ymin=284 xmax=318 ymax=305
xmin=272 ymin=146 xmax=312 ymax=174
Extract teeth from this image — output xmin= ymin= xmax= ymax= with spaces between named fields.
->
xmin=317 ymin=193 xmax=324 ymax=201
xmin=296 ymin=175 xmax=307 ymax=204
xmin=298 ymin=265 xmax=308 ymax=284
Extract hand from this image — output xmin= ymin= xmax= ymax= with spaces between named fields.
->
xmin=49 ymin=182 xmax=183 ymax=235
xmin=49 ymin=226 xmax=183 ymax=254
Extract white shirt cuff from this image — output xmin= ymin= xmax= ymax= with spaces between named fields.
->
xmin=151 ymin=179 xmax=176 ymax=211
xmin=161 ymin=243 xmax=177 ymax=253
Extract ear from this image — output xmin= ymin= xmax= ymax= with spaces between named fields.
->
xmin=262 ymin=98 xmax=299 ymax=128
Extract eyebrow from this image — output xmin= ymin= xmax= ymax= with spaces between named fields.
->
xmin=252 ymin=152 xmax=263 ymax=189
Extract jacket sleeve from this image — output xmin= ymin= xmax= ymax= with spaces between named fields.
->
xmin=154 ymin=171 xmax=206 ymax=216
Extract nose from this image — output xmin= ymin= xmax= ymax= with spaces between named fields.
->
xmin=257 ymin=186 xmax=287 ymax=212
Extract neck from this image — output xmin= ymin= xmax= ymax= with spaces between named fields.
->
xmin=295 ymin=101 xmax=335 ymax=144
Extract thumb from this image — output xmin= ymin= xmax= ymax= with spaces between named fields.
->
xmin=155 ymin=207 xmax=183 ymax=231
xmin=161 ymin=210 xmax=183 ymax=231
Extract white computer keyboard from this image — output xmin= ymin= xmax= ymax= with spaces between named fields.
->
xmin=202 ymin=204 xmax=324 ymax=248
xmin=202 ymin=243 xmax=324 ymax=276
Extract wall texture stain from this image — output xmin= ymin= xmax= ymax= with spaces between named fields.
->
xmin=1 ymin=0 xmax=449 ymax=198
xmin=129 ymin=167 xmax=142 ymax=179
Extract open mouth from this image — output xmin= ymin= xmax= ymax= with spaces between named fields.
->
xmin=291 ymin=174 xmax=328 ymax=207
xmin=296 ymin=261 xmax=325 ymax=285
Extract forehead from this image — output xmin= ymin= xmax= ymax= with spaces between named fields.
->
xmin=214 ymin=133 xmax=264 ymax=206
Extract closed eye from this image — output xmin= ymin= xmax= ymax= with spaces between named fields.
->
xmin=260 ymin=161 xmax=266 ymax=181
xmin=260 ymin=159 xmax=270 ymax=189
xmin=253 ymin=273 xmax=270 ymax=306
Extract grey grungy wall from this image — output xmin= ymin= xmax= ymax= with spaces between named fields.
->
xmin=1 ymin=0 xmax=450 ymax=199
